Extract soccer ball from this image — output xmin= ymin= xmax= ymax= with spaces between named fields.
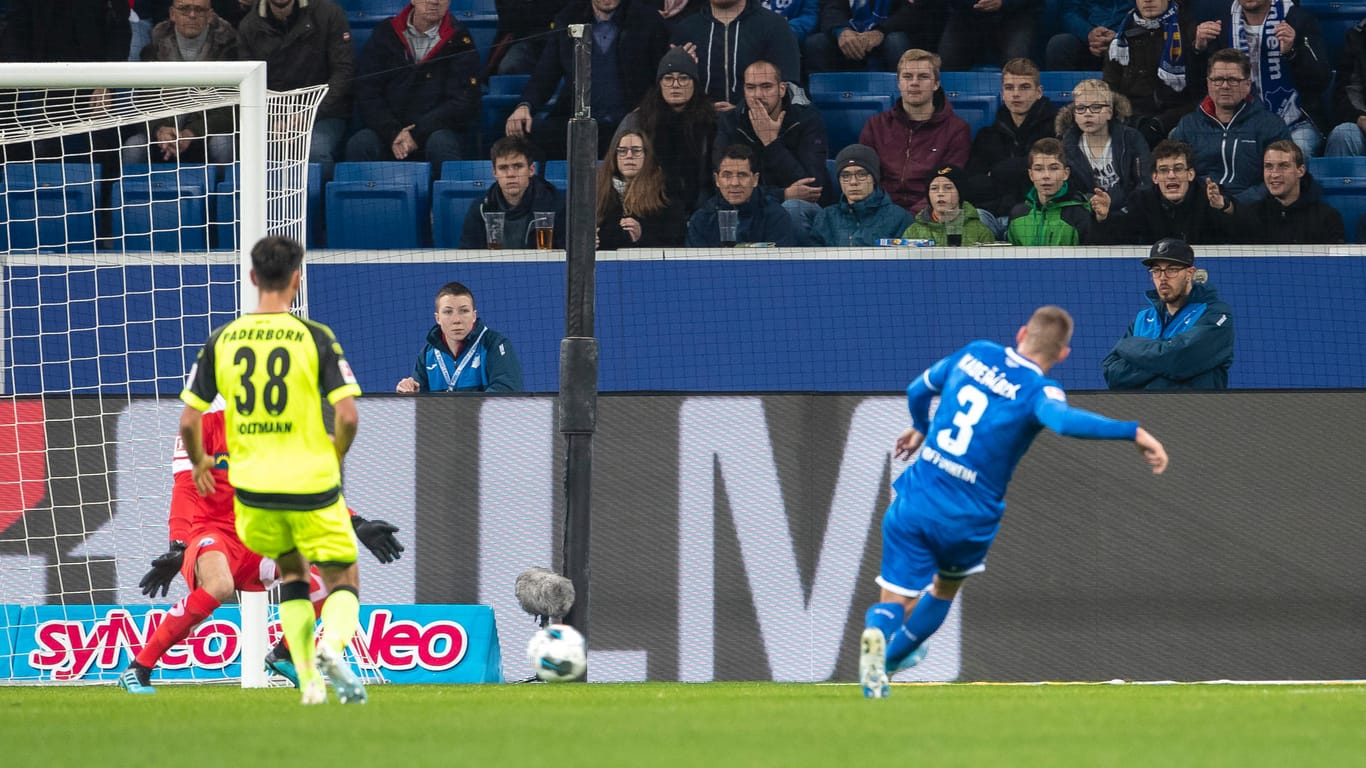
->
xmin=527 ymin=623 xmax=586 ymax=682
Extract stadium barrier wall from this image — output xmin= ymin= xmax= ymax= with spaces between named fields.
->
xmin=1 ymin=604 xmax=503 ymax=684
xmin=6 ymin=246 xmax=1365 ymax=395
xmin=4 ymin=392 xmax=1365 ymax=683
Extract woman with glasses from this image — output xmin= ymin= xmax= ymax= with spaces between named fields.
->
xmin=1055 ymin=79 xmax=1152 ymax=215
xmin=595 ymin=130 xmax=686 ymax=249
xmin=614 ymin=48 xmax=716 ymax=218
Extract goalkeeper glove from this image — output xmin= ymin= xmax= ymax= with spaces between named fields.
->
xmin=352 ymin=515 xmax=405 ymax=564
xmin=139 ymin=541 xmax=187 ymax=598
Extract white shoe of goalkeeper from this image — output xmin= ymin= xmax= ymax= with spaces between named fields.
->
xmin=318 ymin=644 xmax=367 ymax=705
xmin=859 ymin=628 xmax=890 ymax=699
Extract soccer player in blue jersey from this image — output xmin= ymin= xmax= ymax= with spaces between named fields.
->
xmin=859 ymin=305 xmax=1168 ymax=698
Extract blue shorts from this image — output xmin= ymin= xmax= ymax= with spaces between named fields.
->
xmin=876 ymin=490 xmax=1000 ymax=597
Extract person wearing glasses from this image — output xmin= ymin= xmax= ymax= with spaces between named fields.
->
xmin=595 ymin=130 xmax=686 ymax=249
xmin=1188 ymin=0 xmax=1331 ymax=159
xmin=1102 ymin=237 xmax=1234 ymax=390
xmin=1170 ymin=48 xmax=1290 ymax=198
xmin=1090 ymin=139 xmax=1235 ymax=245
xmin=614 ymin=48 xmax=717 ymax=217
xmin=812 ymin=144 xmax=912 ymax=246
xmin=1055 ymin=79 xmax=1152 ymax=215
xmin=123 ymin=0 xmax=239 ymax=165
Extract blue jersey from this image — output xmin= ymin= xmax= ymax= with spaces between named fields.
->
xmin=892 ymin=340 xmax=1138 ymax=524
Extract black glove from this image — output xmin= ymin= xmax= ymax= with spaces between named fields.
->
xmin=353 ymin=515 xmax=405 ymax=564
xmin=139 ymin=541 xmax=187 ymax=598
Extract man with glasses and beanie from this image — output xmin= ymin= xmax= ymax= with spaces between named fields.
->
xmin=1103 ymin=237 xmax=1234 ymax=390
xmin=1170 ymin=47 xmax=1289 ymax=199
xmin=812 ymin=143 xmax=912 ymax=246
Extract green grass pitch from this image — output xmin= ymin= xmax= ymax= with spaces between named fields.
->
xmin=5 ymin=682 xmax=1364 ymax=766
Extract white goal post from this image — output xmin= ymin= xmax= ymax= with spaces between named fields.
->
xmin=0 ymin=62 xmax=334 ymax=687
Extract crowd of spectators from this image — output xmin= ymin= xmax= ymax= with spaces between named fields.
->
xmin=2 ymin=0 xmax=1363 ymax=246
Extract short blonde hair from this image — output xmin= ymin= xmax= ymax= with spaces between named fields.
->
xmin=898 ymin=49 xmax=941 ymax=78
xmin=1024 ymin=305 xmax=1074 ymax=359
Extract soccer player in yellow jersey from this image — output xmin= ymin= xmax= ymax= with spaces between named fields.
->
xmin=179 ymin=236 xmax=366 ymax=705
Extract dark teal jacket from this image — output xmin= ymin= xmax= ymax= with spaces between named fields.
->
xmin=811 ymin=188 xmax=913 ymax=246
xmin=1102 ymin=282 xmax=1234 ymax=390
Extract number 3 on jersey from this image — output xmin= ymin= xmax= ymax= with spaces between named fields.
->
xmin=935 ymin=384 xmax=988 ymax=456
xmin=233 ymin=346 xmax=291 ymax=416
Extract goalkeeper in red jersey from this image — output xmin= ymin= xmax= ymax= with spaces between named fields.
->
xmin=118 ymin=405 xmax=404 ymax=694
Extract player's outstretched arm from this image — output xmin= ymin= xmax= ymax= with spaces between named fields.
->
xmin=1134 ymin=427 xmax=1168 ymax=475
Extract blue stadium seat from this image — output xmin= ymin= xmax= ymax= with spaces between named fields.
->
xmin=111 ymin=165 xmax=212 ymax=252
xmin=1308 ymin=155 xmax=1366 ymax=182
xmin=541 ymin=159 xmax=568 ymax=189
xmin=327 ymin=161 xmax=432 ymax=248
xmin=433 ymin=179 xmax=494 ymax=247
xmin=939 ymin=71 xmax=1000 ymax=99
xmin=1299 ymin=2 xmax=1366 ymax=65
xmin=1039 ymin=71 xmax=1100 ymax=107
xmin=815 ymin=95 xmax=893 ymax=153
xmin=947 ymin=94 xmax=1000 ymax=137
xmin=1319 ymin=177 xmax=1366 ymax=242
xmin=0 ymin=163 xmax=99 ymax=254
xmin=454 ymin=12 xmax=499 ymax=71
xmin=441 ymin=160 xmax=491 ymax=181
xmin=350 ymin=22 xmax=376 ymax=58
xmin=808 ymin=72 xmax=898 ymax=101
xmin=358 ymin=0 xmax=409 ymax=14
xmin=211 ymin=163 xmax=324 ymax=251
xmin=482 ymin=74 xmax=531 ymax=153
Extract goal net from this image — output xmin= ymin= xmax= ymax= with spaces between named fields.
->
xmin=0 ymin=62 xmax=384 ymax=686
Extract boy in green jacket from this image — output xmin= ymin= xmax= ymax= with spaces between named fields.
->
xmin=1007 ymin=138 xmax=1093 ymax=246
xmin=903 ymin=164 xmax=997 ymax=245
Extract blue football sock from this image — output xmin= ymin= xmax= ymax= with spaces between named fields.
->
xmin=864 ymin=602 xmax=905 ymax=641
xmin=887 ymin=592 xmax=952 ymax=667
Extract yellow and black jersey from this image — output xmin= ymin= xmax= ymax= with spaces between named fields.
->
xmin=181 ymin=312 xmax=361 ymax=510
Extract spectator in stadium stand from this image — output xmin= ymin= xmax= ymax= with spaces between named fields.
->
xmin=504 ymin=0 xmax=669 ymax=160
xmin=1103 ymin=238 xmax=1233 ymax=390
xmin=670 ymin=0 xmax=800 ymax=108
xmin=131 ymin=2 xmax=251 ymax=56
xmin=801 ymin=0 xmax=938 ymax=78
xmin=903 ymin=164 xmax=997 ymax=244
xmin=346 ymin=0 xmax=481 ymax=170
xmin=459 ymin=135 xmax=567 ymax=249
xmin=1101 ymin=0 xmax=1202 ymax=148
xmin=123 ymin=0 xmax=240 ymax=166
xmin=811 ymin=143 xmax=913 ymax=246
xmin=595 ymin=129 xmax=687 ymax=249
xmin=1089 ymin=139 xmax=1236 ymax=245
xmin=960 ymin=58 xmax=1058 ymax=240
xmin=1055 ymin=79 xmax=1152 ymax=214
xmin=0 ymin=0 xmax=130 ymax=163
xmin=937 ymin=0 xmax=1041 ymax=73
xmin=488 ymin=0 xmax=567 ymax=76
xmin=1169 ymin=48 xmax=1290 ymax=197
xmin=715 ymin=59 xmax=833 ymax=235
xmin=760 ymin=0 xmax=819 ymax=47
xmin=395 ymin=281 xmax=524 ymax=393
xmin=859 ymin=49 xmax=971 ymax=214
xmin=237 ymin=0 xmax=354 ymax=178
xmin=615 ymin=48 xmax=717 ymax=216
xmin=1006 ymin=137 xmax=1093 ymax=245
xmin=1210 ymin=139 xmax=1345 ymax=244
xmin=1045 ymin=0 xmax=1129 ymax=71
xmin=1324 ymin=17 xmax=1366 ymax=158
xmin=686 ymin=143 xmax=800 ymax=245
xmin=1189 ymin=0 xmax=1331 ymax=159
